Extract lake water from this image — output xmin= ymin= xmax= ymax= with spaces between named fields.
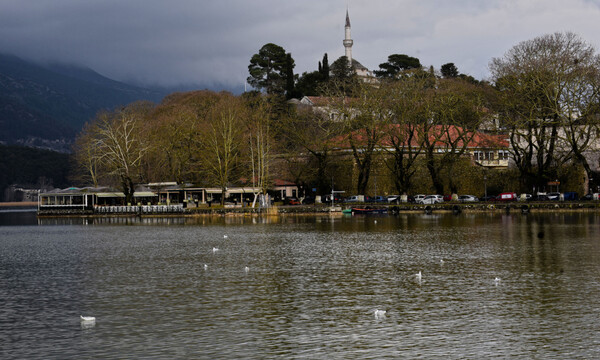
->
xmin=1 ymin=211 xmax=600 ymax=359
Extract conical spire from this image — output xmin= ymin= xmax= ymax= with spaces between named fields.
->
xmin=345 ymin=9 xmax=351 ymax=28
xmin=343 ymin=8 xmax=353 ymax=65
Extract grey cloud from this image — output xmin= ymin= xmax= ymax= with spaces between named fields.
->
xmin=1 ymin=0 xmax=599 ymax=89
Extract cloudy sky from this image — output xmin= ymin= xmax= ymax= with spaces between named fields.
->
xmin=2 ymin=0 xmax=600 ymax=92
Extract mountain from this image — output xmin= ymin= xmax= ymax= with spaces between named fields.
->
xmin=0 ymin=54 xmax=167 ymax=152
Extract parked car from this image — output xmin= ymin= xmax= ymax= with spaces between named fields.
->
xmin=420 ymin=195 xmax=443 ymax=204
xmin=284 ymin=197 xmax=301 ymax=205
xmin=494 ymin=192 xmax=518 ymax=202
xmin=414 ymin=194 xmax=426 ymax=203
xmin=323 ymin=195 xmax=344 ymax=203
xmin=372 ymin=196 xmax=387 ymax=203
xmin=563 ymin=192 xmax=579 ymax=201
xmin=387 ymin=195 xmax=400 ymax=203
xmin=480 ymin=195 xmax=497 ymax=202
xmin=520 ymin=194 xmax=532 ymax=201
xmin=582 ymin=193 xmax=594 ymax=201
xmin=345 ymin=195 xmax=361 ymax=203
xmin=458 ymin=195 xmax=479 ymax=202
xmin=387 ymin=195 xmax=415 ymax=204
xmin=302 ymin=196 xmax=315 ymax=205
xmin=531 ymin=194 xmax=550 ymax=201
xmin=443 ymin=194 xmax=453 ymax=202
xmin=547 ymin=192 xmax=561 ymax=201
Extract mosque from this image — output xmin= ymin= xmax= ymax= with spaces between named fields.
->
xmin=342 ymin=10 xmax=375 ymax=82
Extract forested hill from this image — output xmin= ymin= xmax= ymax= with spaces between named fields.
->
xmin=0 ymin=54 xmax=166 ymax=152
xmin=0 ymin=144 xmax=70 ymax=201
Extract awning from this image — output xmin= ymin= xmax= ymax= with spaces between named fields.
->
xmin=133 ymin=192 xmax=158 ymax=197
xmin=96 ymin=192 xmax=125 ymax=198
xmin=205 ymin=187 xmax=259 ymax=194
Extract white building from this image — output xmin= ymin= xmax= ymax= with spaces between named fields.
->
xmin=342 ymin=10 xmax=376 ymax=83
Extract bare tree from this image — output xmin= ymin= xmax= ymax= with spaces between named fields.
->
xmin=199 ymin=94 xmax=245 ymax=205
xmin=421 ymin=78 xmax=488 ymax=194
xmin=280 ymin=104 xmax=344 ymax=196
xmin=72 ymin=122 xmax=102 ymax=187
xmin=490 ymin=32 xmax=600 ymax=190
xmin=328 ymin=82 xmax=389 ymax=195
xmin=243 ymin=96 xmax=272 ymax=208
xmin=380 ymin=75 xmax=431 ymax=194
xmin=89 ymin=102 xmax=152 ymax=204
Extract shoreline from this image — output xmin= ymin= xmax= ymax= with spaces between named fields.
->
xmin=32 ymin=201 xmax=600 ymax=217
xmin=0 ymin=202 xmax=37 ymax=208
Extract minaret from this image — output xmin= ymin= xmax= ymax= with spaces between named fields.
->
xmin=343 ymin=9 xmax=353 ymax=67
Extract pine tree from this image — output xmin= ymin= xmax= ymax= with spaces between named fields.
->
xmin=285 ymin=53 xmax=295 ymax=99
xmin=322 ymin=53 xmax=330 ymax=80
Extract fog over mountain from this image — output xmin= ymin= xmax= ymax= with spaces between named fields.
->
xmin=2 ymin=0 xmax=600 ymax=151
xmin=0 ymin=54 xmax=167 ymax=151
xmin=2 ymin=0 xmax=600 ymax=90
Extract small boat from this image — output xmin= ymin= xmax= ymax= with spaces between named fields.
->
xmin=351 ymin=207 xmax=388 ymax=214
xmin=342 ymin=208 xmax=353 ymax=214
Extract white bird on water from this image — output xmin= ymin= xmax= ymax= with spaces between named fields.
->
xmin=495 ymin=277 xmax=501 ymax=284
xmin=415 ymin=271 xmax=422 ymax=282
xmin=212 ymin=247 xmax=219 ymax=253
xmin=374 ymin=309 xmax=387 ymax=318
xmin=204 ymin=264 xmax=208 ymax=270
xmin=80 ymin=315 xmax=95 ymax=322
xmin=245 ymin=266 xmax=250 ymax=273
xmin=223 ymin=235 xmax=228 ymax=239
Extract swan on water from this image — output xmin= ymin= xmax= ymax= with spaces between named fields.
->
xmin=224 ymin=235 xmax=228 ymax=239
xmin=245 ymin=266 xmax=250 ymax=272
xmin=204 ymin=264 xmax=208 ymax=270
xmin=80 ymin=315 xmax=95 ymax=322
xmin=212 ymin=247 xmax=219 ymax=253
xmin=374 ymin=309 xmax=387 ymax=318
xmin=415 ymin=271 xmax=422 ymax=281
xmin=495 ymin=277 xmax=501 ymax=284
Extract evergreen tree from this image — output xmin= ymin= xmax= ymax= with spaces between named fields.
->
xmin=440 ymin=63 xmax=459 ymax=78
xmin=374 ymin=54 xmax=421 ymax=79
xmin=284 ymin=52 xmax=296 ymax=99
xmin=247 ymin=43 xmax=288 ymax=95
xmin=322 ymin=53 xmax=330 ymax=80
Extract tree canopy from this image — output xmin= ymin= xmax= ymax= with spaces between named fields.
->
xmin=490 ymin=31 xmax=600 ymax=191
xmin=247 ymin=43 xmax=291 ymax=96
xmin=440 ymin=63 xmax=459 ymax=78
xmin=374 ymin=54 xmax=422 ymax=79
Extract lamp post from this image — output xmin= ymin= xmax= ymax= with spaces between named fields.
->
xmin=484 ymin=175 xmax=487 ymax=199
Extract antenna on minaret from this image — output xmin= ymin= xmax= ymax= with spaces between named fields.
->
xmin=343 ymin=7 xmax=353 ymax=67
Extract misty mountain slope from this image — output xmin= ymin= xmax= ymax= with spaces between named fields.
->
xmin=0 ymin=54 xmax=166 ymax=151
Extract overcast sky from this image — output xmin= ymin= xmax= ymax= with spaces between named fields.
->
xmin=2 ymin=0 xmax=600 ymax=92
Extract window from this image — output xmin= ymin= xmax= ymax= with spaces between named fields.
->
xmin=498 ymin=150 xmax=509 ymax=160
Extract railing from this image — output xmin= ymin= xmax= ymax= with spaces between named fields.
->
xmin=94 ymin=204 xmax=184 ymax=214
xmin=475 ymin=159 xmax=509 ymax=167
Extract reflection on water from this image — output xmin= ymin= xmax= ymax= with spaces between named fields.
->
xmin=0 ymin=208 xmax=37 ymax=226
xmin=1 ymin=212 xmax=600 ymax=358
